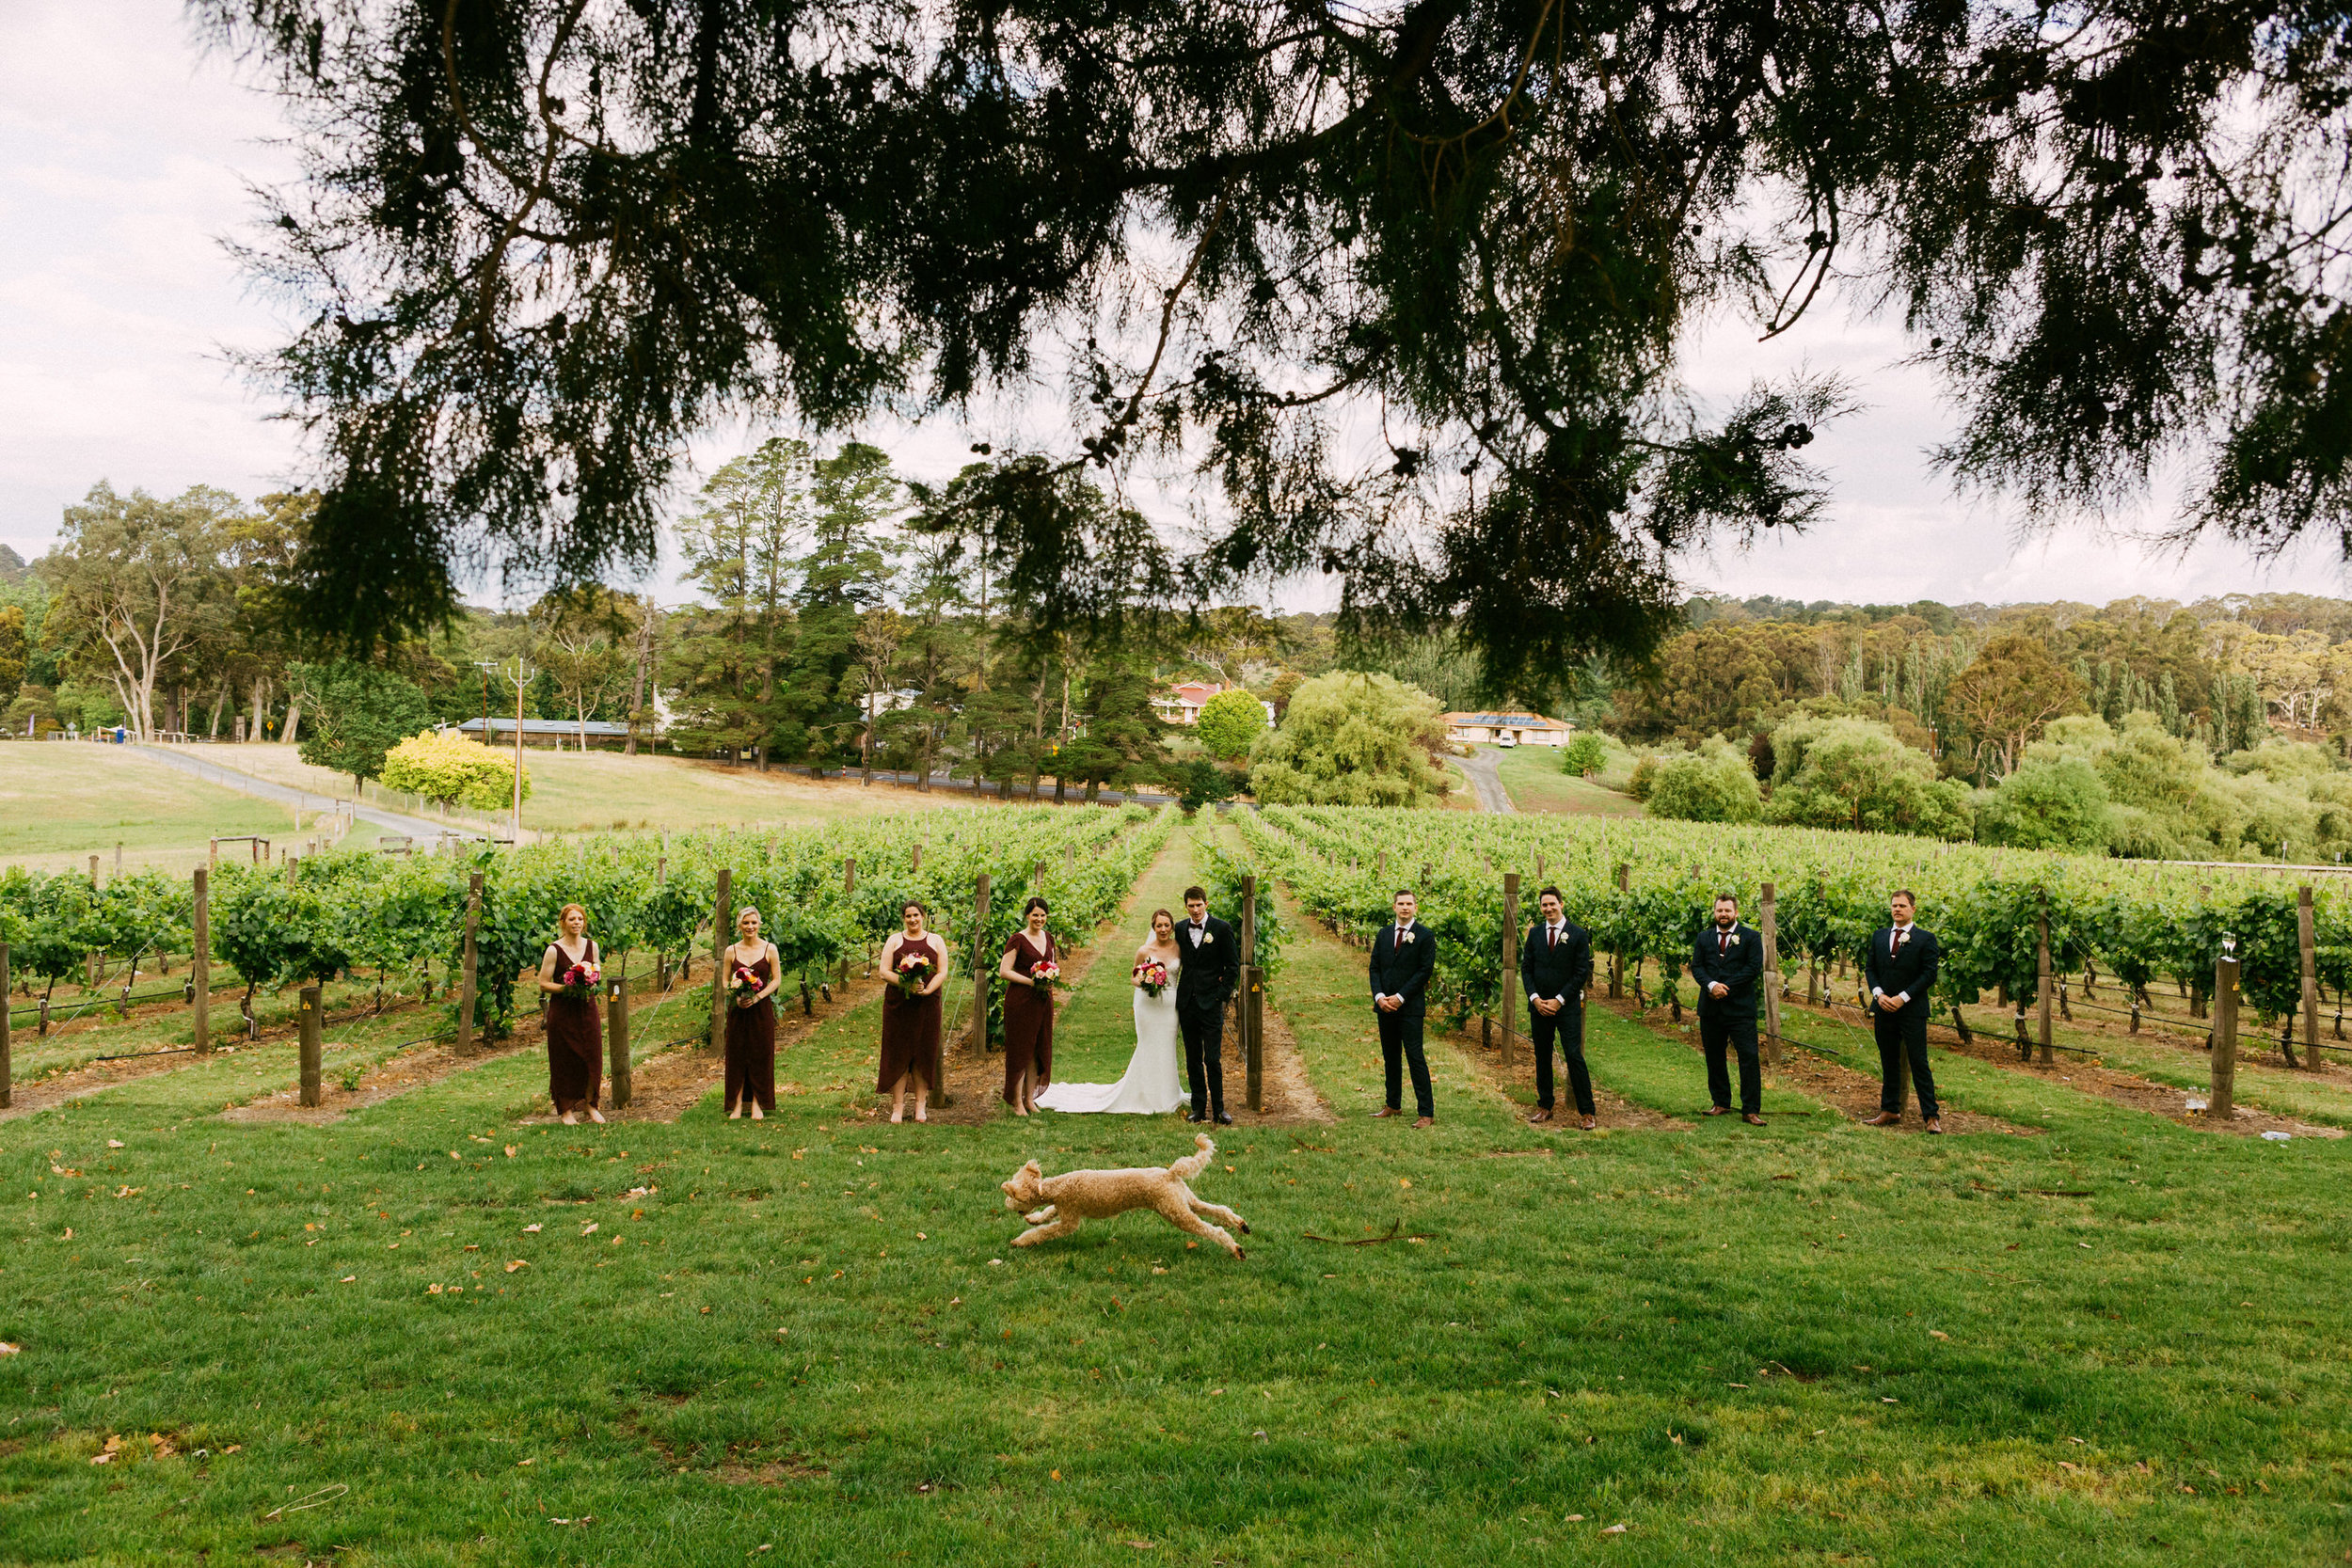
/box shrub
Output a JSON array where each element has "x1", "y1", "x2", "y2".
[
  {"x1": 1560, "y1": 733, "x2": 1607, "y2": 778},
  {"x1": 381, "y1": 729, "x2": 530, "y2": 810},
  {"x1": 1645, "y1": 740, "x2": 1764, "y2": 823},
  {"x1": 1764, "y1": 715, "x2": 1974, "y2": 840},
  {"x1": 1627, "y1": 752, "x2": 1662, "y2": 800},
  {"x1": 1194, "y1": 689, "x2": 1267, "y2": 761}
]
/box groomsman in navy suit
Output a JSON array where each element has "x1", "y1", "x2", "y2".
[
  {"x1": 1690, "y1": 893, "x2": 1766, "y2": 1124},
  {"x1": 1369, "y1": 889, "x2": 1438, "y2": 1126},
  {"x1": 1521, "y1": 886, "x2": 1596, "y2": 1129},
  {"x1": 1864, "y1": 889, "x2": 1943, "y2": 1133}
]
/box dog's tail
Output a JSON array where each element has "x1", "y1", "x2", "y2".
[{"x1": 1168, "y1": 1132, "x2": 1215, "y2": 1181}]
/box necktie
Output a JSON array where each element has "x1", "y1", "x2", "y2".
[
  {"x1": 1718, "y1": 930, "x2": 1728, "y2": 956},
  {"x1": 1548, "y1": 925, "x2": 1557, "y2": 949}
]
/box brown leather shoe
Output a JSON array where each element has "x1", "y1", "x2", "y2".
[
  {"x1": 1864, "y1": 1111, "x2": 1901, "y2": 1127},
  {"x1": 1527, "y1": 1109, "x2": 1554, "y2": 1124},
  {"x1": 1705, "y1": 1105, "x2": 1731, "y2": 1117},
  {"x1": 1580, "y1": 1115, "x2": 1598, "y2": 1132},
  {"x1": 1743, "y1": 1113, "x2": 1767, "y2": 1126},
  {"x1": 1925, "y1": 1117, "x2": 1944, "y2": 1134},
  {"x1": 1414, "y1": 1116, "x2": 1434, "y2": 1128},
  {"x1": 1371, "y1": 1106, "x2": 1400, "y2": 1118}
]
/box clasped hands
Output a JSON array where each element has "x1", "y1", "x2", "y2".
[
  {"x1": 1375, "y1": 993, "x2": 1404, "y2": 1013},
  {"x1": 1874, "y1": 991, "x2": 1903, "y2": 1013}
]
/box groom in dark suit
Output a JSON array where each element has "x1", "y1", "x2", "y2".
[
  {"x1": 1522, "y1": 886, "x2": 1597, "y2": 1128},
  {"x1": 1369, "y1": 889, "x2": 1438, "y2": 1126},
  {"x1": 1175, "y1": 884, "x2": 1240, "y2": 1125},
  {"x1": 1690, "y1": 893, "x2": 1766, "y2": 1124},
  {"x1": 1864, "y1": 889, "x2": 1943, "y2": 1132}
]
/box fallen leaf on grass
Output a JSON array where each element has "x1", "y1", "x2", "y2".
[
  {"x1": 1123, "y1": 1541, "x2": 1156, "y2": 1550},
  {"x1": 338, "y1": 1276, "x2": 355, "y2": 1284},
  {"x1": 1600, "y1": 1524, "x2": 1628, "y2": 1534},
  {"x1": 523, "y1": 1224, "x2": 542, "y2": 1234},
  {"x1": 2058, "y1": 1461, "x2": 2079, "y2": 1471},
  {"x1": 112, "y1": 1186, "x2": 143, "y2": 1199},
  {"x1": 516, "y1": 1457, "x2": 534, "y2": 1466},
  {"x1": 106, "y1": 1139, "x2": 123, "y2": 1148},
  {"x1": 581, "y1": 1223, "x2": 599, "y2": 1236},
  {"x1": 90, "y1": 1435, "x2": 124, "y2": 1465},
  {"x1": 505, "y1": 1260, "x2": 528, "y2": 1274},
  {"x1": 1929, "y1": 1330, "x2": 1949, "y2": 1340},
  {"x1": 505, "y1": 1146, "x2": 517, "y2": 1158},
  {"x1": 1566, "y1": 1514, "x2": 1584, "y2": 1522},
  {"x1": 0, "y1": 1342, "x2": 19, "y2": 1355},
  {"x1": 427, "y1": 1283, "x2": 444, "y2": 1294}
]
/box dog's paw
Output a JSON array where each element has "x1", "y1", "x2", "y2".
[
  {"x1": 1232, "y1": 1245, "x2": 1247, "y2": 1260},
  {"x1": 1239, "y1": 1220, "x2": 1251, "y2": 1234}
]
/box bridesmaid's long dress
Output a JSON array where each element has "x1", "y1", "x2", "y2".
[
  {"x1": 1000, "y1": 930, "x2": 1056, "y2": 1105},
  {"x1": 877, "y1": 935, "x2": 945, "y2": 1092},
  {"x1": 724, "y1": 951, "x2": 778, "y2": 1113},
  {"x1": 544, "y1": 940, "x2": 602, "y2": 1115}
]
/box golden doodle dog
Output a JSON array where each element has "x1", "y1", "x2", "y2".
[{"x1": 1000, "y1": 1132, "x2": 1250, "y2": 1258}]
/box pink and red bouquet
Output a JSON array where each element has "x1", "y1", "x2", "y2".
[
  {"x1": 1133, "y1": 958, "x2": 1170, "y2": 999},
  {"x1": 559, "y1": 958, "x2": 602, "y2": 999},
  {"x1": 729, "y1": 963, "x2": 765, "y2": 1008},
  {"x1": 1029, "y1": 958, "x2": 1062, "y2": 994},
  {"x1": 895, "y1": 949, "x2": 937, "y2": 997}
]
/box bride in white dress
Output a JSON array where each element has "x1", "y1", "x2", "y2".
[{"x1": 1036, "y1": 908, "x2": 1189, "y2": 1115}]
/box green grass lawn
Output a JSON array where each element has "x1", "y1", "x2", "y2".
[
  {"x1": 182, "y1": 744, "x2": 984, "y2": 835},
  {"x1": 4, "y1": 825, "x2": 2350, "y2": 1565},
  {"x1": 0, "y1": 745, "x2": 308, "y2": 877},
  {"x1": 1495, "y1": 745, "x2": 1645, "y2": 816}
]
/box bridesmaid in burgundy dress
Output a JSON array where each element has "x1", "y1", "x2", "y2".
[
  {"x1": 997, "y1": 896, "x2": 1058, "y2": 1115},
  {"x1": 877, "y1": 900, "x2": 946, "y2": 1123},
  {"x1": 535, "y1": 903, "x2": 605, "y2": 1124},
  {"x1": 723, "y1": 906, "x2": 782, "y2": 1119}
]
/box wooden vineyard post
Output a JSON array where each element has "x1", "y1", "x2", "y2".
[
  {"x1": 0, "y1": 942, "x2": 10, "y2": 1109},
  {"x1": 2298, "y1": 885, "x2": 2321, "y2": 1071},
  {"x1": 88, "y1": 854, "x2": 99, "y2": 887},
  {"x1": 1500, "y1": 873, "x2": 1520, "y2": 1069},
  {"x1": 209, "y1": 837, "x2": 218, "y2": 870},
  {"x1": 191, "y1": 868, "x2": 210, "y2": 1056},
  {"x1": 842, "y1": 859, "x2": 857, "y2": 986},
  {"x1": 1241, "y1": 875, "x2": 1262, "y2": 1112},
  {"x1": 297, "y1": 985, "x2": 323, "y2": 1107},
  {"x1": 911, "y1": 843, "x2": 921, "y2": 872},
  {"x1": 607, "y1": 974, "x2": 631, "y2": 1110},
  {"x1": 971, "y1": 873, "x2": 993, "y2": 1054},
  {"x1": 2036, "y1": 895, "x2": 2055, "y2": 1068},
  {"x1": 2211, "y1": 945, "x2": 2241, "y2": 1121},
  {"x1": 708, "y1": 869, "x2": 734, "y2": 1050},
  {"x1": 1034, "y1": 858, "x2": 1046, "y2": 896},
  {"x1": 1759, "y1": 880, "x2": 1784, "y2": 1066},
  {"x1": 1609, "y1": 863, "x2": 1629, "y2": 998},
  {"x1": 455, "y1": 872, "x2": 482, "y2": 1057}
]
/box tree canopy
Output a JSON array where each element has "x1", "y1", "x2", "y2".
[{"x1": 201, "y1": 0, "x2": 2352, "y2": 692}]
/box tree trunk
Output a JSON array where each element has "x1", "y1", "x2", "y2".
[
  {"x1": 207, "y1": 687, "x2": 227, "y2": 737},
  {"x1": 282, "y1": 700, "x2": 303, "y2": 747}
]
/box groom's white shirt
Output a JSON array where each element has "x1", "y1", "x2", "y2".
[{"x1": 1187, "y1": 919, "x2": 1206, "y2": 947}]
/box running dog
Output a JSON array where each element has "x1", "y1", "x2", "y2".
[{"x1": 1000, "y1": 1132, "x2": 1249, "y2": 1258}]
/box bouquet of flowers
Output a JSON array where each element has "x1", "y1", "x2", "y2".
[
  {"x1": 895, "y1": 949, "x2": 936, "y2": 997},
  {"x1": 1029, "y1": 958, "x2": 1062, "y2": 994},
  {"x1": 729, "y1": 963, "x2": 764, "y2": 1008},
  {"x1": 559, "y1": 957, "x2": 602, "y2": 1000},
  {"x1": 1133, "y1": 958, "x2": 1170, "y2": 999}
]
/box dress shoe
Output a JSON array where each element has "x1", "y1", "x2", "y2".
[
  {"x1": 1580, "y1": 1115, "x2": 1597, "y2": 1131},
  {"x1": 1526, "y1": 1109, "x2": 1554, "y2": 1125},
  {"x1": 1215, "y1": 1111, "x2": 1234, "y2": 1126},
  {"x1": 1742, "y1": 1112, "x2": 1766, "y2": 1126},
  {"x1": 1925, "y1": 1117, "x2": 1944, "y2": 1134},
  {"x1": 1413, "y1": 1116, "x2": 1434, "y2": 1128},
  {"x1": 1705, "y1": 1105, "x2": 1731, "y2": 1117},
  {"x1": 1863, "y1": 1111, "x2": 1901, "y2": 1127},
  {"x1": 1188, "y1": 1111, "x2": 1211, "y2": 1124},
  {"x1": 1371, "y1": 1106, "x2": 1400, "y2": 1118}
]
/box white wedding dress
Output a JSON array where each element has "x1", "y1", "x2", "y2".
[{"x1": 1036, "y1": 949, "x2": 1189, "y2": 1115}]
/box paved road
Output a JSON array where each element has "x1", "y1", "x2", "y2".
[
  {"x1": 1454, "y1": 747, "x2": 1517, "y2": 814},
  {"x1": 130, "y1": 743, "x2": 488, "y2": 846}
]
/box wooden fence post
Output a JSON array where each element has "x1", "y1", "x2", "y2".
[
  {"x1": 911, "y1": 843, "x2": 921, "y2": 871},
  {"x1": 115, "y1": 843, "x2": 123, "y2": 878},
  {"x1": 1609, "y1": 863, "x2": 1629, "y2": 999},
  {"x1": 88, "y1": 853, "x2": 99, "y2": 887},
  {"x1": 1500, "y1": 873, "x2": 1520, "y2": 1069},
  {"x1": 191, "y1": 868, "x2": 210, "y2": 1056},
  {"x1": 2036, "y1": 895, "x2": 2055, "y2": 1068},
  {"x1": 297, "y1": 985, "x2": 323, "y2": 1107},
  {"x1": 971, "y1": 873, "x2": 993, "y2": 1053},
  {"x1": 1759, "y1": 880, "x2": 1784, "y2": 1066},
  {"x1": 209, "y1": 837, "x2": 218, "y2": 870},
  {"x1": 453, "y1": 871, "x2": 482, "y2": 1055},
  {"x1": 608, "y1": 974, "x2": 631, "y2": 1110},
  {"x1": 2297, "y1": 885, "x2": 2320, "y2": 1071},
  {"x1": 843, "y1": 859, "x2": 858, "y2": 986},
  {"x1": 0, "y1": 942, "x2": 10, "y2": 1109},
  {"x1": 2211, "y1": 947, "x2": 2240, "y2": 1121},
  {"x1": 1241, "y1": 875, "x2": 1262, "y2": 1112},
  {"x1": 708, "y1": 869, "x2": 734, "y2": 1049}
]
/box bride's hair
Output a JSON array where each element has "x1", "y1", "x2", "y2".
[{"x1": 1149, "y1": 908, "x2": 1175, "y2": 932}]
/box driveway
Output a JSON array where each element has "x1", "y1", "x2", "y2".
[
  {"x1": 1454, "y1": 747, "x2": 1517, "y2": 814},
  {"x1": 131, "y1": 743, "x2": 491, "y2": 846}
]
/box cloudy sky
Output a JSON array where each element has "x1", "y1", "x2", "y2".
[{"x1": 3, "y1": 0, "x2": 2343, "y2": 612}]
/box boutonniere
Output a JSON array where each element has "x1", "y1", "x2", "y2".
[
  {"x1": 1201, "y1": 932, "x2": 1215, "y2": 945},
  {"x1": 1729, "y1": 934, "x2": 1741, "y2": 947},
  {"x1": 1401, "y1": 930, "x2": 1417, "y2": 944}
]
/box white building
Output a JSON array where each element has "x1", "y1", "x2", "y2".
[{"x1": 1441, "y1": 711, "x2": 1574, "y2": 748}]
